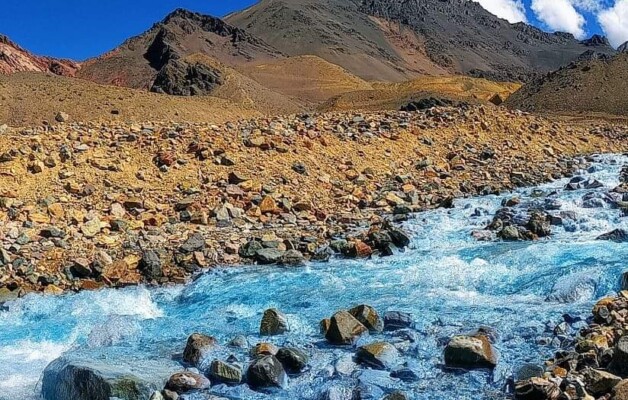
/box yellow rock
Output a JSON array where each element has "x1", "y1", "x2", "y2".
[
  {"x1": 48, "y1": 203, "x2": 65, "y2": 219},
  {"x1": 259, "y1": 196, "x2": 278, "y2": 214}
]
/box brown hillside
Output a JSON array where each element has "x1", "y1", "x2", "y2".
[
  {"x1": 0, "y1": 73, "x2": 260, "y2": 127},
  {"x1": 0, "y1": 35, "x2": 78, "y2": 76},
  {"x1": 321, "y1": 76, "x2": 521, "y2": 111},
  {"x1": 506, "y1": 53, "x2": 628, "y2": 116}
]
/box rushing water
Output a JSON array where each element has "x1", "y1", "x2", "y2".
[{"x1": 1, "y1": 155, "x2": 627, "y2": 400}]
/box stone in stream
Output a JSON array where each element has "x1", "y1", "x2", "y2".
[
  {"x1": 444, "y1": 334, "x2": 497, "y2": 369},
  {"x1": 355, "y1": 342, "x2": 401, "y2": 370},
  {"x1": 246, "y1": 355, "x2": 288, "y2": 389},
  {"x1": 349, "y1": 304, "x2": 384, "y2": 333},
  {"x1": 228, "y1": 335, "x2": 249, "y2": 348},
  {"x1": 276, "y1": 347, "x2": 309, "y2": 374},
  {"x1": 514, "y1": 377, "x2": 561, "y2": 400},
  {"x1": 209, "y1": 360, "x2": 243, "y2": 385},
  {"x1": 597, "y1": 229, "x2": 628, "y2": 243},
  {"x1": 41, "y1": 350, "x2": 179, "y2": 400},
  {"x1": 260, "y1": 308, "x2": 289, "y2": 335},
  {"x1": 250, "y1": 342, "x2": 279, "y2": 357},
  {"x1": 325, "y1": 310, "x2": 368, "y2": 345},
  {"x1": 279, "y1": 249, "x2": 306, "y2": 266},
  {"x1": 165, "y1": 371, "x2": 211, "y2": 393},
  {"x1": 383, "y1": 311, "x2": 413, "y2": 331},
  {"x1": 582, "y1": 368, "x2": 621, "y2": 395},
  {"x1": 499, "y1": 225, "x2": 520, "y2": 241},
  {"x1": 526, "y1": 212, "x2": 551, "y2": 237},
  {"x1": 182, "y1": 333, "x2": 217, "y2": 367},
  {"x1": 384, "y1": 391, "x2": 409, "y2": 400}
]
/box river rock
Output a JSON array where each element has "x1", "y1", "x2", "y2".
[
  {"x1": 349, "y1": 304, "x2": 384, "y2": 333},
  {"x1": 250, "y1": 342, "x2": 279, "y2": 357},
  {"x1": 183, "y1": 333, "x2": 216, "y2": 367},
  {"x1": 610, "y1": 335, "x2": 628, "y2": 377},
  {"x1": 499, "y1": 225, "x2": 520, "y2": 241},
  {"x1": 325, "y1": 310, "x2": 368, "y2": 345},
  {"x1": 383, "y1": 311, "x2": 413, "y2": 331},
  {"x1": 279, "y1": 249, "x2": 306, "y2": 266},
  {"x1": 209, "y1": 360, "x2": 242, "y2": 385},
  {"x1": 139, "y1": 250, "x2": 162, "y2": 281},
  {"x1": 239, "y1": 239, "x2": 263, "y2": 258},
  {"x1": 597, "y1": 229, "x2": 628, "y2": 243},
  {"x1": 260, "y1": 308, "x2": 289, "y2": 335},
  {"x1": 583, "y1": 368, "x2": 621, "y2": 395},
  {"x1": 514, "y1": 377, "x2": 561, "y2": 400},
  {"x1": 165, "y1": 371, "x2": 211, "y2": 393},
  {"x1": 444, "y1": 334, "x2": 497, "y2": 369},
  {"x1": 526, "y1": 212, "x2": 551, "y2": 237},
  {"x1": 255, "y1": 248, "x2": 285, "y2": 264},
  {"x1": 246, "y1": 355, "x2": 287, "y2": 389},
  {"x1": 355, "y1": 342, "x2": 400, "y2": 370},
  {"x1": 276, "y1": 347, "x2": 309, "y2": 374},
  {"x1": 41, "y1": 350, "x2": 179, "y2": 400},
  {"x1": 384, "y1": 391, "x2": 409, "y2": 400}
]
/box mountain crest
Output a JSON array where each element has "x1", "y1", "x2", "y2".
[{"x1": 0, "y1": 34, "x2": 78, "y2": 76}]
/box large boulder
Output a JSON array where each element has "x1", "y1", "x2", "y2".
[
  {"x1": 611, "y1": 335, "x2": 628, "y2": 377},
  {"x1": 514, "y1": 377, "x2": 561, "y2": 400},
  {"x1": 260, "y1": 308, "x2": 289, "y2": 335},
  {"x1": 41, "y1": 350, "x2": 180, "y2": 400},
  {"x1": 325, "y1": 310, "x2": 368, "y2": 345},
  {"x1": 444, "y1": 334, "x2": 497, "y2": 369},
  {"x1": 597, "y1": 229, "x2": 628, "y2": 243},
  {"x1": 246, "y1": 355, "x2": 287, "y2": 389},
  {"x1": 182, "y1": 333, "x2": 217, "y2": 367},
  {"x1": 355, "y1": 342, "x2": 401, "y2": 370},
  {"x1": 383, "y1": 311, "x2": 413, "y2": 331},
  {"x1": 349, "y1": 305, "x2": 384, "y2": 333}
]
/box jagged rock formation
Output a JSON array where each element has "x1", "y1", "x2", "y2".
[
  {"x1": 619, "y1": 42, "x2": 628, "y2": 53},
  {"x1": 506, "y1": 53, "x2": 628, "y2": 116},
  {"x1": 226, "y1": 0, "x2": 616, "y2": 82},
  {"x1": 77, "y1": 8, "x2": 282, "y2": 95},
  {"x1": 0, "y1": 34, "x2": 78, "y2": 76}
]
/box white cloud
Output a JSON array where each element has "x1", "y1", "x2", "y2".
[
  {"x1": 474, "y1": 0, "x2": 528, "y2": 23},
  {"x1": 531, "y1": 0, "x2": 587, "y2": 38},
  {"x1": 571, "y1": 0, "x2": 605, "y2": 12},
  {"x1": 598, "y1": 0, "x2": 628, "y2": 47}
]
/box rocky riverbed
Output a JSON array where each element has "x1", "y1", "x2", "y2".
[
  {"x1": 0, "y1": 106, "x2": 627, "y2": 299},
  {"x1": 1, "y1": 154, "x2": 628, "y2": 400}
]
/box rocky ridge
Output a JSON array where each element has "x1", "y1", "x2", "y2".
[{"x1": 0, "y1": 35, "x2": 78, "y2": 76}]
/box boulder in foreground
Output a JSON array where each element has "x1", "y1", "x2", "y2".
[{"x1": 444, "y1": 333, "x2": 497, "y2": 369}]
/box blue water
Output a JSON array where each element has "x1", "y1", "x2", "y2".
[{"x1": 1, "y1": 155, "x2": 627, "y2": 400}]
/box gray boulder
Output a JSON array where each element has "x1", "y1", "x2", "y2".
[
  {"x1": 260, "y1": 308, "x2": 289, "y2": 335},
  {"x1": 246, "y1": 355, "x2": 287, "y2": 389},
  {"x1": 41, "y1": 350, "x2": 179, "y2": 400}
]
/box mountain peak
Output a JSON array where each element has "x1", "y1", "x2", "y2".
[
  {"x1": 0, "y1": 33, "x2": 78, "y2": 76},
  {"x1": 619, "y1": 41, "x2": 628, "y2": 53},
  {"x1": 581, "y1": 34, "x2": 611, "y2": 47}
]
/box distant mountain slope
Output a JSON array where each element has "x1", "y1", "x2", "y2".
[
  {"x1": 77, "y1": 9, "x2": 283, "y2": 93},
  {"x1": 226, "y1": 0, "x2": 616, "y2": 82},
  {"x1": 0, "y1": 35, "x2": 78, "y2": 76},
  {"x1": 506, "y1": 53, "x2": 628, "y2": 116}
]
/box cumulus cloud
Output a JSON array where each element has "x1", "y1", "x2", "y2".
[
  {"x1": 598, "y1": 0, "x2": 628, "y2": 47},
  {"x1": 531, "y1": 0, "x2": 587, "y2": 38},
  {"x1": 474, "y1": 0, "x2": 528, "y2": 23}
]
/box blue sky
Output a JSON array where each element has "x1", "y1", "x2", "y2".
[{"x1": 1, "y1": 0, "x2": 626, "y2": 61}]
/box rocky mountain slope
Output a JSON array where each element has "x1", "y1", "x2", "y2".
[
  {"x1": 506, "y1": 53, "x2": 628, "y2": 116},
  {"x1": 77, "y1": 9, "x2": 283, "y2": 94},
  {"x1": 0, "y1": 35, "x2": 78, "y2": 76},
  {"x1": 226, "y1": 0, "x2": 616, "y2": 82}
]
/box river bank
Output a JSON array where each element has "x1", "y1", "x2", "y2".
[
  {"x1": 0, "y1": 106, "x2": 627, "y2": 300},
  {"x1": 2, "y1": 154, "x2": 628, "y2": 399}
]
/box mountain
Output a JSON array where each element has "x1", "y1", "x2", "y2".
[
  {"x1": 619, "y1": 42, "x2": 628, "y2": 53},
  {"x1": 0, "y1": 35, "x2": 78, "y2": 76},
  {"x1": 226, "y1": 0, "x2": 616, "y2": 82},
  {"x1": 506, "y1": 53, "x2": 628, "y2": 116},
  {"x1": 77, "y1": 9, "x2": 283, "y2": 94}
]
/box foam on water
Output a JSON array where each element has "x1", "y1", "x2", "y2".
[{"x1": 1, "y1": 155, "x2": 627, "y2": 399}]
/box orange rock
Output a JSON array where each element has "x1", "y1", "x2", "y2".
[
  {"x1": 259, "y1": 196, "x2": 278, "y2": 214},
  {"x1": 354, "y1": 240, "x2": 373, "y2": 258}
]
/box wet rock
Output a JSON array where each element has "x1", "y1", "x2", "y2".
[
  {"x1": 526, "y1": 212, "x2": 551, "y2": 237},
  {"x1": 597, "y1": 229, "x2": 628, "y2": 243},
  {"x1": 515, "y1": 364, "x2": 545, "y2": 381},
  {"x1": 499, "y1": 225, "x2": 520, "y2": 241},
  {"x1": 383, "y1": 311, "x2": 413, "y2": 331},
  {"x1": 239, "y1": 240, "x2": 263, "y2": 258},
  {"x1": 279, "y1": 249, "x2": 306, "y2": 266},
  {"x1": 165, "y1": 371, "x2": 211, "y2": 393},
  {"x1": 355, "y1": 342, "x2": 400, "y2": 370},
  {"x1": 183, "y1": 333, "x2": 216, "y2": 367},
  {"x1": 325, "y1": 310, "x2": 368, "y2": 345},
  {"x1": 276, "y1": 347, "x2": 309, "y2": 374},
  {"x1": 41, "y1": 350, "x2": 179, "y2": 400},
  {"x1": 255, "y1": 248, "x2": 285, "y2": 264},
  {"x1": 260, "y1": 308, "x2": 289, "y2": 336},
  {"x1": 514, "y1": 377, "x2": 561, "y2": 400},
  {"x1": 250, "y1": 342, "x2": 279, "y2": 358},
  {"x1": 610, "y1": 335, "x2": 628, "y2": 377},
  {"x1": 384, "y1": 391, "x2": 409, "y2": 400},
  {"x1": 583, "y1": 368, "x2": 621, "y2": 395},
  {"x1": 209, "y1": 360, "x2": 242, "y2": 385},
  {"x1": 228, "y1": 335, "x2": 249, "y2": 349},
  {"x1": 349, "y1": 304, "x2": 384, "y2": 333},
  {"x1": 246, "y1": 355, "x2": 287, "y2": 389},
  {"x1": 444, "y1": 334, "x2": 497, "y2": 369},
  {"x1": 139, "y1": 250, "x2": 162, "y2": 281}
]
